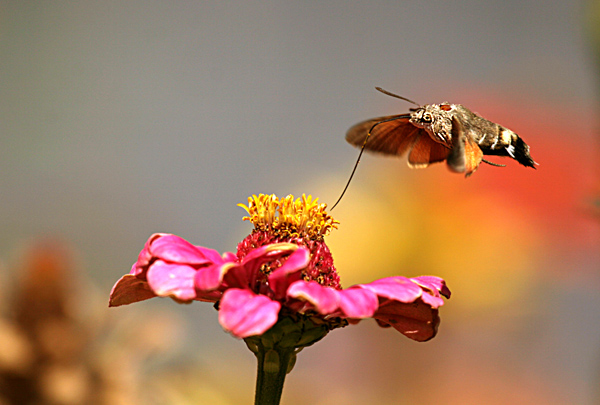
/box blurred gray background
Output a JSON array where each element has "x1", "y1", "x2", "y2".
[{"x1": 1, "y1": 1, "x2": 599, "y2": 404}]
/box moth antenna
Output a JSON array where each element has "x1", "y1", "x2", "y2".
[
  {"x1": 331, "y1": 116, "x2": 406, "y2": 210},
  {"x1": 481, "y1": 159, "x2": 506, "y2": 167},
  {"x1": 375, "y1": 87, "x2": 419, "y2": 106}
]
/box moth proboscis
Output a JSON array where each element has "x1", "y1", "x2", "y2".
[{"x1": 331, "y1": 87, "x2": 536, "y2": 209}]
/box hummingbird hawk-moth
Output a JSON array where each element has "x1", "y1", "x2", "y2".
[{"x1": 331, "y1": 87, "x2": 536, "y2": 209}]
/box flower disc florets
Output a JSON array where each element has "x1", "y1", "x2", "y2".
[
  {"x1": 237, "y1": 194, "x2": 341, "y2": 289},
  {"x1": 238, "y1": 194, "x2": 339, "y2": 240}
]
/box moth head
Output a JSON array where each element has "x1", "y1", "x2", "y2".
[
  {"x1": 409, "y1": 107, "x2": 430, "y2": 125},
  {"x1": 409, "y1": 104, "x2": 453, "y2": 144}
]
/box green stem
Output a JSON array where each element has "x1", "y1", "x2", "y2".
[{"x1": 253, "y1": 344, "x2": 295, "y2": 405}]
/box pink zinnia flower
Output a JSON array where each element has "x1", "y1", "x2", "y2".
[
  {"x1": 110, "y1": 194, "x2": 450, "y2": 342},
  {"x1": 109, "y1": 194, "x2": 450, "y2": 404}
]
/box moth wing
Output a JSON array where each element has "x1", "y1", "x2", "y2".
[
  {"x1": 446, "y1": 116, "x2": 483, "y2": 177},
  {"x1": 447, "y1": 116, "x2": 467, "y2": 173},
  {"x1": 463, "y1": 137, "x2": 484, "y2": 177},
  {"x1": 345, "y1": 115, "x2": 425, "y2": 157},
  {"x1": 407, "y1": 135, "x2": 450, "y2": 168}
]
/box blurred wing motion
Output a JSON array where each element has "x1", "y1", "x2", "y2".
[
  {"x1": 345, "y1": 115, "x2": 450, "y2": 168},
  {"x1": 446, "y1": 115, "x2": 483, "y2": 176}
]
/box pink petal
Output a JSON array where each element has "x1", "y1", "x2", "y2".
[
  {"x1": 268, "y1": 248, "x2": 309, "y2": 298},
  {"x1": 108, "y1": 274, "x2": 157, "y2": 307},
  {"x1": 241, "y1": 243, "x2": 288, "y2": 263},
  {"x1": 276, "y1": 246, "x2": 310, "y2": 272},
  {"x1": 195, "y1": 262, "x2": 239, "y2": 291},
  {"x1": 219, "y1": 289, "x2": 280, "y2": 338},
  {"x1": 357, "y1": 277, "x2": 423, "y2": 303},
  {"x1": 222, "y1": 251, "x2": 238, "y2": 262},
  {"x1": 146, "y1": 260, "x2": 197, "y2": 302},
  {"x1": 286, "y1": 280, "x2": 339, "y2": 315},
  {"x1": 150, "y1": 234, "x2": 218, "y2": 265},
  {"x1": 411, "y1": 276, "x2": 451, "y2": 298},
  {"x1": 337, "y1": 287, "x2": 378, "y2": 318},
  {"x1": 196, "y1": 244, "x2": 309, "y2": 295},
  {"x1": 238, "y1": 243, "x2": 300, "y2": 285},
  {"x1": 135, "y1": 233, "x2": 165, "y2": 271},
  {"x1": 374, "y1": 300, "x2": 440, "y2": 342},
  {"x1": 128, "y1": 262, "x2": 139, "y2": 275},
  {"x1": 419, "y1": 291, "x2": 445, "y2": 308}
]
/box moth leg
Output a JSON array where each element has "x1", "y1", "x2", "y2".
[{"x1": 482, "y1": 159, "x2": 506, "y2": 167}]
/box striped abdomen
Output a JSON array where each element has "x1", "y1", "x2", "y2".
[{"x1": 452, "y1": 105, "x2": 536, "y2": 168}]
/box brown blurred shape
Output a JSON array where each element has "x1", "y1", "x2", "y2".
[{"x1": 0, "y1": 239, "x2": 165, "y2": 405}]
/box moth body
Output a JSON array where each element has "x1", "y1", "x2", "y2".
[
  {"x1": 408, "y1": 103, "x2": 535, "y2": 169},
  {"x1": 331, "y1": 87, "x2": 538, "y2": 209},
  {"x1": 346, "y1": 98, "x2": 536, "y2": 177}
]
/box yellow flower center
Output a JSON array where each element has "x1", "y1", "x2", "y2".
[{"x1": 238, "y1": 194, "x2": 339, "y2": 240}]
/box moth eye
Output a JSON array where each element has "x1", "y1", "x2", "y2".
[{"x1": 422, "y1": 113, "x2": 433, "y2": 123}]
